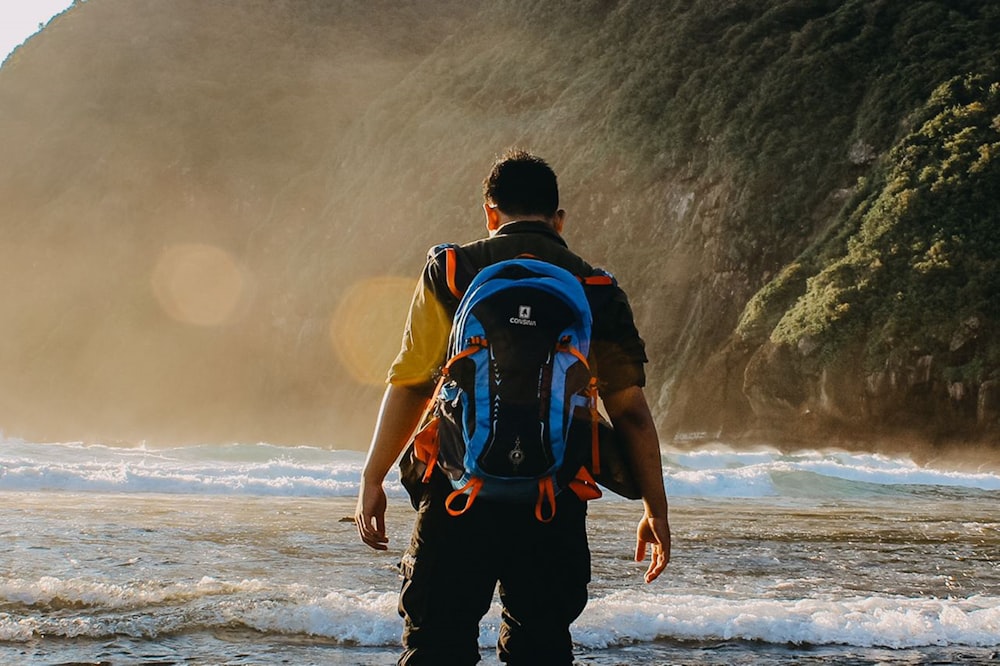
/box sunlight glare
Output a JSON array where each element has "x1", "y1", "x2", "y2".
[
  {"x1": 329, "y1": 276, "x2": 414, "y2": 386},
  {"x1": 150, "y1": 243, "x2": 248, "y2": 327}
]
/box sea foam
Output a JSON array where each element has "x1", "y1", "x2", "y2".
[
  {"x1": 2, "y1": 572, "x2": 997, "y2": 649},
  {"x1": 576, "y1": 592, "x2": 1000, "y2": 649},
  {"x1": 1, "y1": 439, "x2": 999, "y2": 498}
]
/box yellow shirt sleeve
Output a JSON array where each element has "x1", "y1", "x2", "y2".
[{"x1": 385, "y1": 275, "x2": 452, "y2": 388}]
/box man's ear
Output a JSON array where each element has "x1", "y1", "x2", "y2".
[
  {"x1": 484, "y1": 203, "x2": 502, "y2": 232},
  {"x1": 553, "y1": 209, "x2": 566, "y2": 234}
]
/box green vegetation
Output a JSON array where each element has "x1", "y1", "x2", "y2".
[
  {"x1": 765, "y1": 73, "x2": 1000, "y2": 380},
  {"x1": 591, "y1": 0, "x2": 1000, "y2": 276}
]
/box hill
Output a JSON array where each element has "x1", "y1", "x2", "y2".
[{"x1": 1, "y1": 0, "x2": 997, "y2": 451}]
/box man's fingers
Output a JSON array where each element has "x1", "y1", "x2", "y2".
[
  {"x1": 355, "y1": 482, "x2": 390, "y2": 551},
  {"x1": 637, "y1": 538, "x2": 666, "y2": 582},
  {"x1": 358, "y1": 529, "x2": 388, "y2": 550},
  {"x1": 356, "y1": 514, "x2": 389, "y2": 551},
  {"x1": 644, "y1": 545, "x2": 667, "y2": 583},
  {"x1": 635, "y1": 515, "x2": 671, "y2": 582},
  {"x1": 355, "y1": 514, "x2": 384, "y2": 540}
]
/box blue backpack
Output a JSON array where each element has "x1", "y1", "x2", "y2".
[{"x1": 410, "y1": 253, "x2": 606, "y2": 522}]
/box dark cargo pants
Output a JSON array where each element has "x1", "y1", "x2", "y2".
[{"x1": 397, "y1": 473, "x2": 590, "y2": 666}]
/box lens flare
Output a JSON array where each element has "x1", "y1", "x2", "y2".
[
  {"x1": 151, "y1": 243, "x2": 247, "y2": 327},
  {"x1": 330, "y1": 276, "x2": 414, "y2": 386}
]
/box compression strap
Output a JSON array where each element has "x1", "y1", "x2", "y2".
[
  {"x1": 535, "y1": 477, "x2": 557, "y2": 523},
  {"x1": 445, "y1": 477, "x2": 484, "y2": 516}
]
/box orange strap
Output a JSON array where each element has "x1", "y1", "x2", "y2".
[
  {"x1": 410, "y1": 336, "x2": 488, "y2": 486},
  {"x1": 445, "y1": 477, "x2": 483, "y2": 516},
  {"x1": 568, "y1": 465, "x2": 603, "y2": 501},
  {"x1": 564, "y1": 344, "x2": 589, "y2": 368},
  {"x1": 580, "y1": 274, "x2": 614, "y2": 286},
  {"x1": 444, "y1": 247, "x2": 462, "y2": 299},
  {"x1": 556, "y1": 339, "x2": 601, "y2": 475},
  {"x1": 535, "y1": 477, "x2": 557, "y2": 523},
  {"x1": 417, "y1": 369, "x2": 450, "y2": 428},
  {"x1": 442, "y1": 336, "x2": 488, "y2": 374},
  {"x1": 411, "y1": 418, "x2": 441, "y2": 483},
  {"x1": 408, "y1": 368, "x2": 451, "y2": 484},
  {"x1": 557, "y1": 337, "x2": 590, "y2": 370}
]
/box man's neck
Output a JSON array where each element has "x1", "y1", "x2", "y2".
[
  {"x1": 498, "y1": 213, "x2": 551, "y2": 225},
  {"x1": 491, "y1": 216, "x2": 556, "y2": 237},
  {"x1": 485, "y1": 203, "x2": 564, "y2": 236}
]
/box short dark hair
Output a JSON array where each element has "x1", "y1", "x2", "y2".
[{"x1": 482, "y1": 149, "x2": 559, "y2": 218}]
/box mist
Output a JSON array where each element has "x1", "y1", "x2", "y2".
[
  {"x1": 1, "y1": 0, "x2": 997, "y2": 452},
  {"x1": 0, "y1": 0, "x2": 481, "y2": 447}
]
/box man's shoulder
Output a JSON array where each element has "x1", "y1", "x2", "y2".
[
  {"x1": 461, "y1": 232, "x2": 595, "y2": 275},
  {"x1": 420, "y1": 230, "x2": 630, "y2": 310}
]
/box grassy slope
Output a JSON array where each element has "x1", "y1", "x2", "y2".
[
  {"x1": 483, "y1": 0, "x2": 1000, "y2": 440},
  {"x1": 740, "y1": 74, "x2": 1000, "y2": 438}
]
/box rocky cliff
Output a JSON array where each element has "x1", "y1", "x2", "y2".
[{"x1": 1, "y1": 0, "x2": 997, "y2": 450}]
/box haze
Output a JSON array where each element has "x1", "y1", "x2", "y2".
[
  {"x1": 2, "y1": 1, "x2": 997, "y2": 454},
  {"x1": 0, "y1": 0, "x2": 471, "y2": 447}
]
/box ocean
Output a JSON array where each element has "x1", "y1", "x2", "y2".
[{"x1": 1, "y1": 438, "x2": 998, "y2": 665}]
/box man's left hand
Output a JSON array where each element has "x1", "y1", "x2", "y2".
[{"x1": 635, "y1": 513, "x2": 670, "y2": 583}]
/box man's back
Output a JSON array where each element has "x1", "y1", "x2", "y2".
[{"x1": 355, "y1": 149, "x2": 670, "y2": 666}]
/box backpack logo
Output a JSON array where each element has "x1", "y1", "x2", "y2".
[{"x1": 510, "y1": 304, "x2": 537, "y2": 327}]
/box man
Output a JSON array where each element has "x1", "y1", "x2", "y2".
[{"x1": 356, "y1": 149, "x2": 670, "y2": 665}]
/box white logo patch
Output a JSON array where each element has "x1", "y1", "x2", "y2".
[{"x1": 510, "y1": 304, "x2": 537, "y2": 327}]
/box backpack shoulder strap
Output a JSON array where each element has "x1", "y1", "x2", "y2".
[
  {"x1": 426, "y1": 243, "x2": 476, "y2": 309},
  {"x1": 579, "y1": 268, "x2": 621, "y2": 318},
  {"x1": 580, "y1": 267, "x2": 616, "y2": 287}
]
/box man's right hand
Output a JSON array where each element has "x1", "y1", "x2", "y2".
[
  {"x1": 354, "y1": 384, "x2": 434, "y2": 551},
  {"x1": 355, "y1": 479, "x2": 389, "y2": 550}
]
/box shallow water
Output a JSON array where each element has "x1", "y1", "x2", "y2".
[{"x1": 2, "y1": 441, "x2": 999, "y2": 664}]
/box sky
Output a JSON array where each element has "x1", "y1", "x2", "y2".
[{"x1": 0, "y1": 0, "x2": 74, "y2": 64}]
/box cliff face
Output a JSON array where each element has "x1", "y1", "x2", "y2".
[
  {"x1": 738, "y1": 73, "x2": 1000, "y2": 446},
  {"x1": 1, "y1": 0, "x2": 997, "y2": 449}
]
